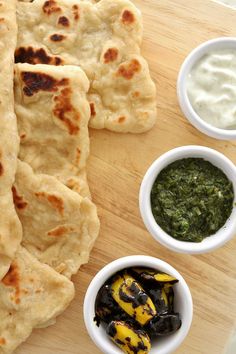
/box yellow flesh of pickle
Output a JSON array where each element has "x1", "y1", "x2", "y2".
[
  {"x1": 111, "y1": 274, "x2": 156, "y2": 325},
  {"x1": 162, "y1": 288, "x2": 168, "y2": 306},
  {"x1": 132, "y1": 268, "x2": 177, "y2": 283},
  {"x1": 154, "y1": 273, "x2": 177, "y2": 283},
  {"x1": 108, "y1": 321, "x2": 151, "y2": 354}
]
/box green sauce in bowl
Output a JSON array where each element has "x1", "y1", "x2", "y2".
[{"x1": 151, "y1": 158, "x2": 234, "y2": 242}]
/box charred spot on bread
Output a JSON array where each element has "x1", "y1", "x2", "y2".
[
  {"x1": 22, "y1": 72, "x2": 58, "y2": 96},
  {"x1": 2, "y1": 262, "x2": 21, "y2": 304},
  {"x1": 0, "y1": 162, "x2": 3, "y2": 176},
  {"x1": 50, "y1": 33, "x2": 66, "y2": 41},
  {"x1": 58, "y1": 16, "x2": 70, "y2": 27},
  {"x1": 90, "y1": 103, "x2": 96, "y2": 117},
  {"x1": 48, "y1": 226, "x2": 74, "y2": 237},
  {"x1": 21, "y1": 72, "x2": 69, "y2": 96},
  {"x1": 12, "y1": 186, "x2": 28, "y2": 210},
  {"x1": 43, "y1": 0, "x2": 61, "y2": 15},
  {"x1": 72, "y1": 4, "x2": 80, "y2": 20},
  {"x1": 118, "y1": 116, "x2": 126, "y2": 123},
  {"x1": 35, "y1": 192, "x2": 64, "y2": 216},
  {"x1": 46, "y1": 195, "x2": 64, "y2": 215},
  {"x1": 116, "y1": 59, "x2": 141, "y2": 80},
  {"x1": 75, "y1": 148, "x2": 81, "y2": 165},
  {"x1": 132, "y1": 91, "x2": 140, "y2": 98},
  {"x1": 53, "y1": 88, "x2": 80, "y2": 135},
  {"x1": 104, "y1": 48, "x2": 118, "y2": 63},
  {"x1": 20, "y1": 133, "x2": 26, "y2": 140},
  {"x1": 15, "y1": 47, "x2": 63, "y2": 65},
  {"x1": 122, "y1": 10, "x2": 135, "y2": 24},
  {"x1": 0, "y1": 338, "x2": 6, "y2": 345}
]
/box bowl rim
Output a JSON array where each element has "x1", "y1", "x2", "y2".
[
  {"x1": 139, "y1": 145, "x2": 236, "y2": 254},
  {"x1": 177, "y1": 36, "x2": 236, "y2": 140},
  {"x1": 83, "y1": 255, "x2": 193, "y2": 354}
]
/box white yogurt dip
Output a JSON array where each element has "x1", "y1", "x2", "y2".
[
  {"x1": 186, "y1": 49, "x2": 236, "y2": 130},
  {"x1": 214, "y1": 0, "x2": 236, "y2": 9}
]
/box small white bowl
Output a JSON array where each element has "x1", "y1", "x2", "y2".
[
  {"x1": 83, "y1": 255, "x2": 193, "y2": 354},
  {"x1": 177, "y1": 37, "x2": 236, "y2": 140},
  {"x1": 139, "y1": 145, "x2": 236, "y2": 254}
]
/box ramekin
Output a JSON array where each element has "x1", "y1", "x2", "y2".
[
  {"x1": 139, "y1": 145, "x2": 236, "y2": 254},
  {"x1": 83, "y1": 255, "x2": 193, "y2": 354},
  {"x1": 177, "y1": 37, "x2": 236, "y2": 140}
]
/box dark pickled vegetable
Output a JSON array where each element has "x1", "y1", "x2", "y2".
[
  {"x1": 146, "y1": 313, "x2": 182, "y2": 337},
  {"x1": 147, "y1": 288, "x2": 169, "y2": 315},
  {"x1": 106, "y1": 321, "x2": 151, "y2": 354},
  {"x1": 131, "y1": 268, "x2": 178, "y2": 285},
  {"x1": 164, "y1": 285, "x2": 174, "y2": 313},
  {"x1": 111, "y1": 273, "x2": 156, "y2": 326},
  {"x1": 130, "y1": 268, "x2": 177, "y2": 314},
  {"x1": 94, "y1": 267, "x2": 182, "y2": 354},
  {"x1": 95, "y1": 284, "x2": 132, "y2": 325}
]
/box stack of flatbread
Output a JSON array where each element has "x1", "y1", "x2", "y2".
[{"x1": 0, "y1": 0, "x2": 156, "y2": 352}]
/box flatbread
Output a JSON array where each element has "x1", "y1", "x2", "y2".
[
  {"x1": 13, "y1": 160, "x2": 99, "y2": 278},
  {"x1": 0, "y1": 246, "x2": 74, "y2": 354},
  {"x1": 14, "y1": 63, "x2": 91, "y2": 197},
  {"x1": 16, "y1": 0, "x2": 157, "y2": 133},
  {"x1": 0, "y1": 0, "x2": 22, "y2": 280}
]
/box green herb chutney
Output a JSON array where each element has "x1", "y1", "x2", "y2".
[{"x1": 151, "y1": 158, "x2": 234, "y2": 242}]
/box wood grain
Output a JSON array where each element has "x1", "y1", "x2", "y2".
[{"x1": 16, "y1": 0, "x2": 236, "y2": 353}]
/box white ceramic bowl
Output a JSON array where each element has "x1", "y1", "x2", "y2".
[
  {"x1": 83, "y1": 255, "x2": 193, "y2": 354},
  {"x1": 139, "y1": 145, "x2": 236, "y2": 254},
  {"x1": 177, "y1": 37, "x2": 236, "y2": 140}
]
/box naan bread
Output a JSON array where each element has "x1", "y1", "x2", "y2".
[
  {"x1": 14, "y1": 63, "x2": 91, "y2": 197},
  {"x1": 13, "y1": 160, "x2": 99, "y2": 278},
  {"x1": 0, "y1": 246, "x2": 74, "y2": 354},
  {"x1": 16, "y1": 0, "x2": 157, "y2": 133},
  {"x1": 0, "y1": 0, "x2": 22, "y2": 280}
]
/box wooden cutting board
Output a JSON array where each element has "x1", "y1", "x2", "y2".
[{"x1": 16, "y1": 1, "x2": 236, "y2": 353}]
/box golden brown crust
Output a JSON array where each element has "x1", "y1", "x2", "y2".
[
  {"x1": 2, "y1": 262, "x2": 21, "y2": 304},
  {"x1": 104, "y1": 48, "x2": 118, "y2": 63},
  {"x1": 122, "y1": 9, "x2": 135, "y2": 24},
  {"x1": 35, "y1": 192, "x2": 64, "y2": 215},
  {"x1": 53, "y1": 87, "x2": 80, "y2": 135},
  {"x1": 116, "y1": 59, "x2": 141, "y2": 80}
]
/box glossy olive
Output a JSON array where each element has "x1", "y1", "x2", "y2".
[{"x1": 146, "y1": 313, "x2": 182, "y2": 337}]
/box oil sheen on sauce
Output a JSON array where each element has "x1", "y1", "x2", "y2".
[{"x1": 187, "y1": 49, "x2": 236, "y2": 129}]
